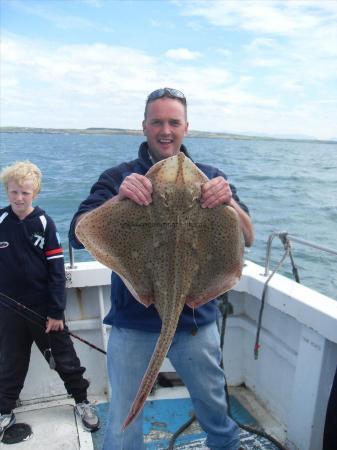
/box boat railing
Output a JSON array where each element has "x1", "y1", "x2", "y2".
[
  {"x1": 264, "y1": 231, "x2": 337, "y2": 277},
  {"x1": 68, "y1": 242, "x2": 76, "y2": 269}
]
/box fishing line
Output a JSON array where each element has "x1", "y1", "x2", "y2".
[{"x1": 0, "y1": 291, "x2": 107, "y2": 355}]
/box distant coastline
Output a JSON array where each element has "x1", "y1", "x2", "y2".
[{"x1": 1, "y1": 126, "x2": 336, "y2": 144}]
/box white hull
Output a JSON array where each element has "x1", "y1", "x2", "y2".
[{"x1": 15, "y1": 259, "x2": 337, "y2": 450}]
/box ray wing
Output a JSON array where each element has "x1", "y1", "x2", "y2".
[
  {"x1": 185, "y1": 206, "x2": 244, "y2": 308},
  {"x1": 76, "y1": 198, "x2": 156, "y2": 306}
]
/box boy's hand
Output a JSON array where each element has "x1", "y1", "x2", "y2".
[{"x1": 45, "y1": 317, "x2": 64, "y2": 333}]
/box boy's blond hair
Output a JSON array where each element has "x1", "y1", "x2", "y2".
[{"x1": 0, "y1": 161, "x2": 42, "y2": 194}]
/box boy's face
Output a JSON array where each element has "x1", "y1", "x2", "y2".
[{"x1": 7, "y1": 179, "x2": 37, "y2": 219}]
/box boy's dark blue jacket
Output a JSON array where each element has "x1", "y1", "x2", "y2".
[
  {"x1": 69, "y1": 142, "x2": 249, "y2": 332},
  {"x1": 0, "y1": 205, "x2": 66, "y2": 319}
]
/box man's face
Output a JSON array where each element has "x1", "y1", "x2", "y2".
[{"x1": 142, "y1": 97, "x2": 189, "y2": 162}]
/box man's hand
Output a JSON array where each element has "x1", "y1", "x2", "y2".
[
  {"x1": 201, "y1": 176, "x2": 233, "y2": 209},
  {"x1": 45, "y1": 317, "x2": 64, "y2": 333},
  {"x1": 118, "y1": 173, "x2": 153, "y2": 206}
]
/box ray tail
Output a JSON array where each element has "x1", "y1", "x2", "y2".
[{"x1": 122, "y1": 313, "x2": 182, "y2": 430}]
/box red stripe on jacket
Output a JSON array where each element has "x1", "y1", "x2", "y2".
[{"x1": 44, "y1": 248, "x2": 63, "y2": 257}]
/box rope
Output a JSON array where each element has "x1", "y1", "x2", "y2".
[
  {"x1": 254, "y1": 243, "x2": 290, "y2": 359},
  {"x1": 254, "y1": 234, "x2": 300, "y2": 359},
  {"x1": 167, "y1": 415, "x2": 196, "y2": 450},
  {"x1": 289, "y1": 250, "x2": 300, "y2": 283}
]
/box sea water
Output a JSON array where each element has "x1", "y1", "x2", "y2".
[{"x1": 1, "y1": 132, "x2": 336, "y2": 300}]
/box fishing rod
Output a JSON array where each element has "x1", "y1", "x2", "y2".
[{"x1": 0, "y1": 291, "x2": 107, "y2": 355}]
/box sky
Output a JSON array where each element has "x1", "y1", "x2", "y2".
[{"x1": 1, "y1": 0, "x2": 337, "y2": 140}]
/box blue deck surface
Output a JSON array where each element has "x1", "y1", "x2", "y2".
[{"x1": 91, "y1": 395, "x2": 281, "y2": 449}]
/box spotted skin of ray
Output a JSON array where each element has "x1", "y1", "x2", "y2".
[{"x1": 75, "y1": 152, "x2": 244, "y2": 430}]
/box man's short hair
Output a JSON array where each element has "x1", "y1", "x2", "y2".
[{"x1": 144, "y1": 87, "x2": 187, "y2": 119}]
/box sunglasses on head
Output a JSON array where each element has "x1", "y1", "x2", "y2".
[{"x1": 146, "y1": 88, "x2": 186, "y2": 104}]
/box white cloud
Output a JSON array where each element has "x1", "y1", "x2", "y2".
[
  {"x1": 181, "y1": 0, "x2": 335, "y2": 35},
  {"x1": 150, "y1": 19, "x2": 162, "y2": 28},
  {"x1": 150, "y1": 19, "x2": 175, "y2": 29},
  {"x1": 216, "y1": 48, "x2": 232, "y2": 58},
  {"x1": 249, "y1": 58, "x2": 282, "y2": 68},
  {"x1": 1, "y1": 34, "x2": 159, "y2": 128},
  {"x1": 269, "y1": 78, "x2": 304, "y2": 93},
  {"x1": 165, "y1": 48, "x2": 202, "y2": 60},
  {"x1": 0, "y1": 34, "x2": 269, "y2": 122},
  {"x1": 235, "y1": 7, "x2": 337, "y2": 101},
  {"x1": 1, "y1": 30, "x2": 335, "y2": 139},
  {"x1": 186, "y1": 20, "x2": 204, "y2": 32},
  {"x1": 246, "y1": 38, "x2": 278, "y2": 51}
]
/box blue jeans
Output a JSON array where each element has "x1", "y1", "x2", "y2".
[{"x1": 103, "y1": 321, "x2": 240, "y2": 450}]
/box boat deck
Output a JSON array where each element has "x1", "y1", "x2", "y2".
[{"x1": 3, "y1": 385, "x2": 285, "y2": 449}]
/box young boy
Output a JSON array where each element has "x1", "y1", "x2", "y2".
[{"x1": 0, "y1": 161, "x2": 99, "y2": 440}]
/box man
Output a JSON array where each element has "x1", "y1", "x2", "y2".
[{"x1": 69, "y1": 88, "x2": 254, "y2": 449}]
